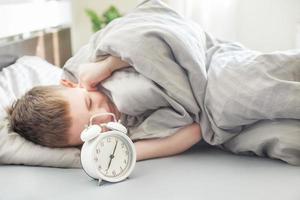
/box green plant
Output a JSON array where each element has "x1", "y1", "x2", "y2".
[{"x1": 85, "y1": 6, "x2": 122, "y2": 32}]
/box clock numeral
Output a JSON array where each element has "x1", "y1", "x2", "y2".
[
  {"x1": 96, "y1": 148, "x2": 100, "y2": 154},
  {"x1": 123, "y1": 159, "x2": 127, "y2": 164},
  {"x1": 98, "y1": 165, "x2": 102, "y2": 170},
  {"x1": 112, "y1": 170, "x2": 116, "y2": 176},
  {"x1": 107, "y1": 137, "x2": 111, "y2": 143},
  {"x1": 120, "y1": 166, "x2": 123, "y2": 171},
  {"x1": 100, "y1": 142, "x2": 104, "y2": 147},
  {"x1": 94, "y1": 157, "x2": 98, "y2": 162},
  {"x1": 121, "y1": 143, "x2": 125, "y2": 148},
  {"x1": 125, "y1": 150, "x2": 129, "y2": 155}
]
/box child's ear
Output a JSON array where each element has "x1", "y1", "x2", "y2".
[{"x1": 60, "y1": 79, "x2": 78, "y2": 88}]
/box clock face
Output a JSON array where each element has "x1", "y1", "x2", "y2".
[{"x1": 94, "y1": 135, "x2": 131, "y2": 178}]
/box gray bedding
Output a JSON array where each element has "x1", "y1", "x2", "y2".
[
  {"x1": 63, "y1": 0, "x2": 300, "y2": 165},
  {"x1": 0, "y1": 54, "x2": 18, "y2": 71}
]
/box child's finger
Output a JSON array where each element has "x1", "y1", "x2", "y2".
[
  {"x1": 80, "y1": 81, "x2": 98, "y2": 91},
  {"x1": 87, "y1": 86, "x2": 98, "y2": 91}
]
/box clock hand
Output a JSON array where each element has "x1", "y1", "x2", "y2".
[
  {"x1": 112, "y1": 140, "x2": 118, "y2": 156},
  {"x1": 106, "y1": 141, "x2": 118, "y2": 171},
  {"x1": 106, "y1": 157, "x2": 113, "y2": 171}
]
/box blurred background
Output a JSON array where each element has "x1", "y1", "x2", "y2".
[{"x1": 0, "y1": 0, "x2": 299, "y2": 67}]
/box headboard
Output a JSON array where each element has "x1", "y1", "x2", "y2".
[{"x1": 0, "y1": 27, "x2": 72, "y2": 68}]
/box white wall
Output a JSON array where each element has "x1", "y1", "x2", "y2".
[
  {"x1": 70, "y1": 0, "x2": 139, "y2": 53},
  {"x1": 236, "y1": 0, "x2": 300, "y2": 52},
  {"x1": 165, "y1": 0, "x2": 300, "y2": 52},
  {"x1": 0, "y1": 1, "x2": 71, "y2": 39}
]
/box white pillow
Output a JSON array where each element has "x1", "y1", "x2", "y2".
[{"x1": 0, "y1": 56, "x2": 81, "y2": 168}]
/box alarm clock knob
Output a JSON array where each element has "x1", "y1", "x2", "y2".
[
  {"x1": 80, "y1": 125, "x2": 102, "y2": 142},
  {"x1": 106, "y1": 122, "x2": 127, "y2": 134}
]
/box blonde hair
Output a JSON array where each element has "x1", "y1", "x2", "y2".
[{"x1": 7, "y1": 85, "x2": 72, "y2": 148}]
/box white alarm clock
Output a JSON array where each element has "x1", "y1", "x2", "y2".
[{"x1": 80, "y1": 113, "x2": 136, "y2": 185}]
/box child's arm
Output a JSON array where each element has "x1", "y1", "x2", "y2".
[
  {"x1": 79, "y1": 56, "x2": 130, "y2": 91},
  {"x1": 134, "y1": 123, "x2": 202, "y2": 161},
  {"x1": 108, "y1": 56, "x2": 131, "y2": 71}
]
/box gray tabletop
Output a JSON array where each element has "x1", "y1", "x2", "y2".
[{"x1": 1, "y1": 145, "x2": 300, "y2": 200}]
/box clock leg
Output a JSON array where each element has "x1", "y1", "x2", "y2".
[{"x1": 98, "y1": 178, "x2": 103, "y2": 186}]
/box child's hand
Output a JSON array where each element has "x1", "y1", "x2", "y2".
[
  {"x1": 79, "y1": 56, "x2": 130, "y2": 91},
  {"x1": 78, "y1": 58, "x2": 113, "y2": 91}
]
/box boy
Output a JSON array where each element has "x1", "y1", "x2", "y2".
[{"x1": 7, "y1": 55, "x2": 202, "y2": 161}]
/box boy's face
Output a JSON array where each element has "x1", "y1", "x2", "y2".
[{"x1": 59, "y1": 87, "x2": 120, "y2": 147}]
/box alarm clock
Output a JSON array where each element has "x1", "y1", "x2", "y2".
[{"x1": 80, "y1": 112, "x2": 136, "y2": 185}]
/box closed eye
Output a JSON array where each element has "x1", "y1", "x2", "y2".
[
  {"x1": 85, "y1": 93, "x2": 92, "y2": 111},
  {"x1": 88, "y1": 97, "x2": 92, "y2": 110}
]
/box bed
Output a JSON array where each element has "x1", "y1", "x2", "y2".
[{"x1": 0, "y1": 56, "x2": 299, "y2": 200}]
